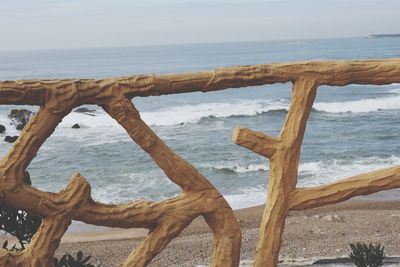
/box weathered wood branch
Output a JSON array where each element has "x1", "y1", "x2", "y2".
[
  {"x1": 2, "y1": 169, "x2": 240, "y2": 266},
  {"x1": 122, "y1": 216, "x2": 191, "y2": 267},
  {"x1": 289, "y1": 165, "x2": 400, "y2": 210},
  {"x1": 253, "y1": 79, "x2": 318, "y2": 267},
  {"x1": 233, "y1": 127, "x2": 280, "y2": 158},
  {"x1": 1, "y1": 173, "x2": 90, "y2": 266},
  {"x1": 1, "y1": 59, "x2": 400, "y2": 106},
  {"x1": 280, "y1": 79, "x2": 318, "y2": 151},
  {"x1": 102, "y1": 96, "x2": 240, "y2": 266},
  {"x1": 102, "y1": 97, "x2": 215, "y2": 192},
  {"x1": 0, "y1": 95, "x2": 241, "y2": 266},
  {"x1": 1, "y1": 58, "x2": 400, "y2": 267}
]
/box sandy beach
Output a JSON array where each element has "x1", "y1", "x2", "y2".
[{"x1": 45, "y1": 192, "x2": 400, "y2": 266}]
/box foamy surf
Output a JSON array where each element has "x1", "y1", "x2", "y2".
[
  {"x1": 220, "y1": 155, "x2": 400, "y2": 209},
  {"x1": 47, "y1": 99, "x2": 289, "y2": 130},
  {"x1": 314, "y1": 94, "x2": 400, "y2": 113},
  {"x1": 68, "y1": 92, "x2": 400, "y2": 128},
  {"x1": 56, "y1": 155, "x2": 400, "y2": 209},
  {"x1": 3, "y1": 90, "x2": 399, "y2": 132},
  {"x1": 140, "y1": 99, "x2": 289, "y2": 126},
  {"x1": 207, "y1": 155, "x2": 400, "y2": 176},
  {"x1": 211, "y1": 163, "x2": 269, "y2": 174}
]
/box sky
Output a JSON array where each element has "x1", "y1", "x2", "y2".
[{"x1": 1, "y1": 0, "x2": 399, "y2": 51}]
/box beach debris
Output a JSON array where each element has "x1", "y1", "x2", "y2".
[
  {"x1": 0, "y1": 124, "x2": 5, "y2": 133},
  {"x1": 8, "y1": 109, "x2": 34, "y2": 130},
  {"x1": 4, "y1": 135, "x2": 18, "y2": 143},
  {"x1": 72, "y1": 123, "x2": 81, "y2": 129},
  {"x1": 322, "y1": 214, "x2": 344, "y2": 222}
]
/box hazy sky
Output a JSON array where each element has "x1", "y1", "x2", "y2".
[{"x1": 1, "y1": 0, "x2": 399, "y2": 51}]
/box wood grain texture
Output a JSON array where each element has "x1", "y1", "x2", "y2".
[
  {"x1": 1, "y1": 59, "x2": 400, "y2": 106},
  {"x1": 0, "y1": 59, "x2": 399, "y2": 266}
]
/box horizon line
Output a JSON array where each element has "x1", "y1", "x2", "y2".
[{"x1": 0, "y1": 35, "x2": 367, "y2": 53}]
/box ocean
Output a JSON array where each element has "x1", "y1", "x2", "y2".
[{"x1": 0, "y1": 37, "x2": 399, "y2": 209}]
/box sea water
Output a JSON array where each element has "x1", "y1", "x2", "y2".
[{"x1": 0, "y1": 37, "x2": 399, "y2": 209}]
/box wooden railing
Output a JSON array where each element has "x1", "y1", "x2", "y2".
[{"x1": 0, "y1": 59, "x2": 399, "y2": 266}]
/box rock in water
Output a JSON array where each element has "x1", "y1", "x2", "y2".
[
  {"x1": 8, "y1": 109, "x2": 34, "y2": 130},
  {"x1": 72, "y1": 123, "x2": 81, "y2": 129},
  {"x1": 0, "y1": 125, "x2": 5, "y2": 133},
  {"x1": 4, "y1": 136, "x2": 18, "y2": 143},
  {"x1": 16, "y1": 124, "x2": 25, "y2": 131}
]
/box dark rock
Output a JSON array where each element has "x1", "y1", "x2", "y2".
[
  {"x1": 72, "y1": 123, "x2": 80, "y2": 129},
  {"x1": 16, "y1": 124, "x2": 25, "y2": 131},
  {"x1": 8, "y1": 109, "x2": 34, "y2": 130},
  {"x1": 0, "y1": 125, "x2": 5, "y2": 134},
  {"x1": 4, "y1": 135, "x2": 18, "y2": 143}
]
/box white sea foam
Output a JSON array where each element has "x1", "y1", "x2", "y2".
[
  {"x1": 209, "y1": 156, "x2": 400, "y2": 177},
  {"x1": 58, "y1": 110, "x2": 122, "y2": 130},
  {"x1": 314, "y1": 94, "x2": 400, "y2": 113},
  {"x1": 3, "y1": 90, "x2": 399, "y2": 133},
  {"x1": 0, "y1": 113, "x2": 20, "y2": 136},
  {"x1": 58, "y1": 94, "x2": 400, "y2": 129},
  {"x1": 313, "y1": 84, "x2": 400, "y2": 113},
  {"x1": 222, "y1": 155, "x2": 400, "y2": 209},
  {"x1": 141, "y1": 89, "x2": 400, "y2": 123},
  {"x1": 389, "y1": 87, "x2": 400, "y2": 94},
  {"x1": 36, "y1": 155, "x2": 400, "y2": 210},
  {"x1": 212, "y1": 163, "x2": 269, "y2": 173},
  {"x1": 224, "y1": 188, "x2": 266, "y2": 210},
  {"x1": 140, "y1": 99, "x2": 289, "y2": 126},
  {"x1": 44, "y1": 99, "x2": 289, "y2": 130},
  {"x1": 298, "y1": 155, "x2": 400, "y2": 186}
]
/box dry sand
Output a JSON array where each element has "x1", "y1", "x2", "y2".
[{"x1": 48, "y1": 198, "x2": 400, "y2": 266}]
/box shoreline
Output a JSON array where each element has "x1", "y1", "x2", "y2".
[
  {"x1": 61, "y1": 188, "x2": 400, "y2": 241},
  {"x1": 61, "y1": 198, "x2": 400, "y2": 244}
]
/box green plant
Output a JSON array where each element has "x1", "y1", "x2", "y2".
[
  {"x1": 0, "y1": 207, "x2": 98, "y2": 266},
  {"x1": 1, "y1": 173, "x2": 38, "y2": 250},
  {"x1": 349, "y1": 242, "x2": 385, "y2": 267},
  {"x1": 0, "y1": 172, "x2": 42, "y2": 250},
  {"x1": 53, "y1": 251, "x2": 96, "y2": 267},
  {"x1": 0, "y1": 175, "x2": 99, "y2": 266},
  {"x1": 0, "y1": 205, "x2": 42, "y2": 250}
]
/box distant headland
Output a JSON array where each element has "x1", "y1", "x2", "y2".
[{"x1": 368, "y1": 33, "x2": 400, "y2": 38}]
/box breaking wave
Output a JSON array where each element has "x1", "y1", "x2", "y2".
[
  {"x1": 313, "y1": 94, "x2": 400, "y2": 114},
  {"x1": 208, "y1": 156, "x2": 400, "y2": 179},
  {"x1": 1, "y1": 87, "x2": 400, "y2": 131}
]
